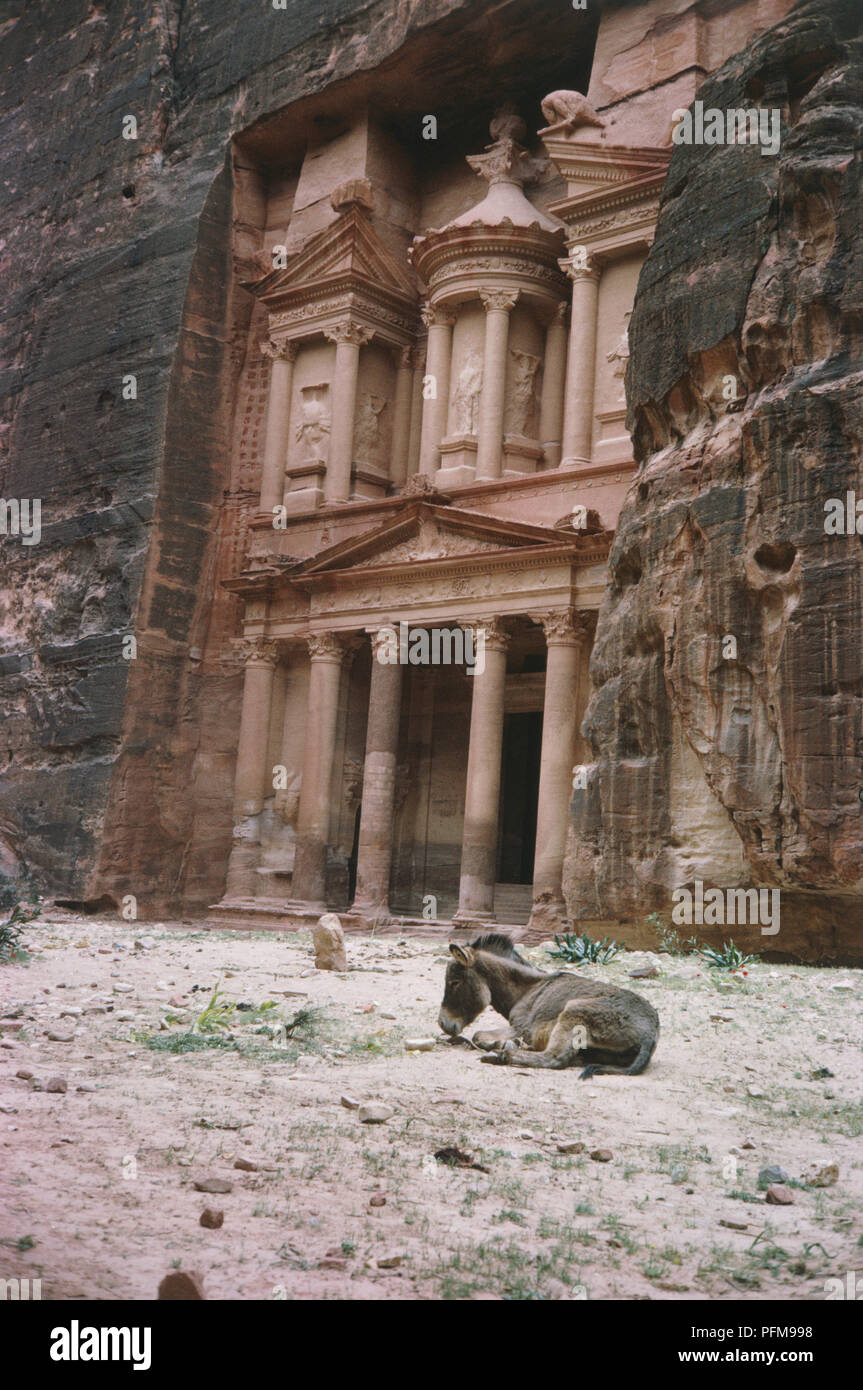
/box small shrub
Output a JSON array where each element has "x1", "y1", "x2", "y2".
[
  {"x1": 548, "y1": 932, "x2": 619, "y2": 966},
  {"x1": 696, "y1": 940, "x2": 758, "y2": 971}
]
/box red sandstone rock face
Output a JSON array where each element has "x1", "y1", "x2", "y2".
[{"x1": 570, "y1": 0, "x2": 863, "y2": 953}]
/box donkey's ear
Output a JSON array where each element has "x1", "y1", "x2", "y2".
[{"x1": 449, "y1": 943, "x2": 474, "y2": 966}]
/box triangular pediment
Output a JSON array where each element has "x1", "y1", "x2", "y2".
[
  {"x1": 542, "y1": 138, "x2": 671, "y2": 217},
  {"x1": 294, "y1": 504, "x2": 573, "y2": 579},
  {"x1": 249, "y1": 205, "x2": 417, "y2": 306}
]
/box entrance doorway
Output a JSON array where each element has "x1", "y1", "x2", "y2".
[{"x1": 496, "y1": 711, "x2": 542, "y2": 884}]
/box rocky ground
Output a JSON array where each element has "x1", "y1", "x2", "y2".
[{"x1": 1, "y1": 915, "x2": 861, "y2": 1301}]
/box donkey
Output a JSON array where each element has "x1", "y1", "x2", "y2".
[{"x1": 438, "y1": 933, "x2": 659, "y2": 1077}]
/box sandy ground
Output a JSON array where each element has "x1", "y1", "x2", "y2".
[{"x1": 1, "y1": 914, "x2": 862, "y2": 1301}]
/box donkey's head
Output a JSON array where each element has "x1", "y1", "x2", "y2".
[{"x1": 438, "y1": 934, "x2": 524, "y2": 1036}]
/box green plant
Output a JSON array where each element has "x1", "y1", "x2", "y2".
[
  {"x1": 648, "y1": 913, "x2": 696, "y2": 956},
  {"x1": 696, "y1": 940, "x2": 758, "y2": 971},
  {"x1": 193, "y1": 982, "x2": 236, "y2": 1034},
  {"x1": 548, "y1": 932, "x2": 619, "y2": 966},
  {"x1": 0, "y1": 899, "x2": 39, "y2": 963}
]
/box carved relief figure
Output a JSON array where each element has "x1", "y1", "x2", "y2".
[
  {"x1": 274, "y1": 770, "x2": 302, "y2": 827},
  {"x1": 506, "y1": 349, "x2": 542, "y2": 436},
  {"x1": 296, "y1": 384, "x2": 331, "y2": 462},
  {"x1": 450, "y1": 350, "x2": 483, "y2": 435},
  {"x1": 539, "y1": 90, "x2": 605, "y2": 133},
  {"x1": 606, "y1": 312, "x2": 631, "y2": 401},
  {"x1": 354, "y1": 392, "x2": 389, "y2": 463}
]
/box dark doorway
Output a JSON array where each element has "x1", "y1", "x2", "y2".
[
  {"x1": 496, "y1": 711, "x2": 542, "y2": 884},
  {"x1": 347, "y1": 805, "x2": 361, "y2": 902}
]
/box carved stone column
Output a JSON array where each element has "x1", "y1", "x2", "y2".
[
  {"x1": 259, "y1": 339, "x2": 298, "y2": 511},
  {"x1": 291, "y1": 632, "x2": 347, "y2": 908},
  {"x1": 455, "y1": 618, "x2": 511, "y2": 921},
  {"x1": 350, "y1": 630, "x2": 404, "y2": 916},
  {"x1": 225, "y1": 636, "x2": 280, "y2": 900},
  {"x1": 418, "y1": 304, "x2": 454, "y2": 476},
  {"x1": 390, "y1": 346, "x2": 415, "y2": 489},
  {"x1": 527, "y1": 610, "x2": 594, "y2": 936},
  {"x1": 539, "y1": 304, "x2": 567, "y2": 469},
  {"x1": 324, "y1": 323, "x2": 373, "y2": 504},
  {"x1": 476, "y1": 291, "x2": 518, "y2": 480},
  {"x1": 560, "y1": 253, "x2": 601, "y2": 467}
]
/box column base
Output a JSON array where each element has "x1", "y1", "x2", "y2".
[
  {"x1": 524, "y1": 893, "x2": 570, "y2": 943},
  {"x1": 559, "y1": 455, "x2": 592, "y2": 470}
]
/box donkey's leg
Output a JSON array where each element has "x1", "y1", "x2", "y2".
[
  {"x1": 472, "y1": 1026, "x2": 518, "y2": 1051},
  {"x1": 480, "y1": 1004, "x2": 586, "y2": 1069}
]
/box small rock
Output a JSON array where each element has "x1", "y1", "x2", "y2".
[
  {"x1": 199, "y1": 1208, "x2": 224, "y2": 1229},
  {"x1": 15, "y1": 1069, "x2": 34, "y2": 1081},
  {"x1": 765, "y1": 1185, "x2": 794, "y2": 1206},
  {"x1": 169, "y1": 995, "x2": 189, "y2": 1009},
  {"x1": 369, "y1": 1194, "x2": 387, "y2": 1207},
  {"x1": 746, "y1": 1086, "x2": 764, "y2": 1098},
  {"x1": 113, "y1": 983, "x2": 134, "y2": 994},
  {"x1": 46, "y1": 1027, "x2": 76, "y2": 1043},
  {"x1": 233, "y1": 1157, "x2": 259, "y2": 1172},
  {"x1": 83, "y1": 1006, "x2": 107, "y2": 1015},
  {"x1": 759, "y1": 1165, "x2": 789, "y2": 1186},
  {"x1": 806, "y1": 1163, "x2": 839, "y2": 1188},
  {"x1": 380, "y1": 1012, "x2": 397, "y2": 1020},
  {"x1": 135, "y1": 937, "x2": 156, "y2": 950},
  {"x1": 193, "y1": 1178, "x2": 233, "y2": 1194},
  {"x1": 556, "y1": 1140, "x2": 585, "y2": 1154},
  {"x1": 313, "y1": 913, "x2": 347, "y2": 971},
  {"x1": 376, "y1": 1252, "x2": 403, "y2": 1269},
  {"x1": 158, "y1": 1270, "x2": 205, "y2": 1300},
  {"x1": 517, "y1": 1130, "x2": 535, "y2": 1141},
  {"x1": 46, "y1": 1077, "x2": 67, "y2": 1094},
  {"x1": 719, "y1": 1219, "x2": 748, "y2": 1231},
  {"x1": 404, "y1": 1038, "x2": 437, "y2": 1052},
  {"x1": 115, "y1": 1012, "x2": 135, "y2": 1022},
  {"x1": 359, "y1": 1104, "x2": 393, "y2": 1125},
  {"x1": 76, "y1": 1082, "x2": 97, "y2": 1093},
  {"x1": 340, "y1": 1094, "x2": 361, "y2": 1110},
  {"x1": 590, "y1": 1148, "x2": 613, "y2": 1163},
  {"x1": 318, "y1": 1256, "x2": 347, "y2": 1271},
  {"x1": 741, "y1": 1138, "x2": 756, "y2": 1150},
  {"x1": 629, "y1": 964, "x2": 659, "y2": 979},
  {"x1": 59, "y1": 1007, "x2": 83, "y2": 1018}
]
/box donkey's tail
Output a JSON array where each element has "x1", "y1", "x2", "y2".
[{"x1": 578, "y1": 1032, "x2": 657, "y2": 1080}]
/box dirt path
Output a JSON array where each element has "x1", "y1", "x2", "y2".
[{"x1": 1, "y1": 916, "x2": 861, "y2": 1300}]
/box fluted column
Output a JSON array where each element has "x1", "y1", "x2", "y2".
[
  {"x1": 259, "y1": 339, "x2": 298, "y2": 511},
  {"x1": 538, "y1": 304, "x2": 567, "y2": 469},
  {"x1": 560, "y1": 253, "x2": 601, "y2": 467},
  {"x1": 224, "y1": 636, "x2": 280, "y2": 899},
  {"x1": 291, "y1": 632, "x2": 347, "y2": 908},
  {"x1": 527, "y1": 610, "x2": 594, "y2": 935},
  {"x1": 455, "y1": 618, "x2": 510, "y2": 921},
  {"x1": 476, "y1": 290, "x2": 518, "y2": 480},
  {"x1": 418, "y1": 305, "x2": 454, "y2": 476},
  {"x1": 390, "y1": 346, "x2": 415, "y2": 488},
  {"x1": 350, "y1": 631, "x2": 404, "y2": 916},
  {"x1": 324, "y1": 323, "x2": 373, "y2": 504}
]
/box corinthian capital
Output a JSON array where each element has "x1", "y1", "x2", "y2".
[
  {"x1": 559, "y1": 249, "x2": 600, "y2": 283},
  {"x1": 324, "y1": 322, "x2": 374, "y2": 347},
  {"x1": 480, "y1": 289, "x2": 519, "y2": 314},
  {"x1": 260, "y1": 338, "x2": 298, "y2": 362},
  {"x1": 533, "y1": 609, "x2": 597, "y2": 645},
  {"x1": 421, "y1": 302, "x2": 455, "y2": 330},
  {"x1": 307, "y1": 631, "x2": 346, "y2": 661},
  {"x1": 461, "y1": 616, "x2": 510, "y2": 653},
  {"x1": 234, "y1": 635, "x2": 280, "y2": 666}
]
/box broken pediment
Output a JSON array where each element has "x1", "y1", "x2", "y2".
[{"x1": 293, "y1": 503, "x2": 575, "y2": 579}]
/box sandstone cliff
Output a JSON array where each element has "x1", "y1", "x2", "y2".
[{"x1": 569, "y1": 0, "x2": 863, "y2": 957}]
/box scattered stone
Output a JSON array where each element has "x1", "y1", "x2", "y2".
[
  {"x1": 318, "y1": 1255, "x2": 347, "y2": 1271},
  {"x1": 741, "y1": 1138, "x2": 756, "y2": 1150},
  {"x1": 15, "y1": 1069, "x2": 34, "y2": 1081},
  {"x1": 710, "y1": 1014, "x2": 733, "y2": 1023},
  {"x1": 115, "y1": 1012, "x2": 135, "y2": 1022},
  {"x1": 46, "y1": 1026, "x2": 76, "y2": 1043},
  {"x1": 340, "y1": 1094, "x2": 361, "y2": 1110},
  {"x1": 404, "y1": 1038, "x2": 437, "y2": 1051},
  {"x1": 135, "y1": 937, "x2": 156, "y2": 950},
  {"x1": 369, "y1": 1194, "x2": 387, "y2": 1207},
  {"x1": 805, "y1": 1163, "x2": 839, "y2": 1188},
  {"x1": 169, "y1": 995, "x2": 189, "y2": 1009},
  {"x1": 83, "y1": 1006, "x2": 107, "y2": 1015},
  {"x1": 434, "y1": 1146, "x2": 489, "y2": 1173},
  {"x1": 233, "y1": 1157, "x2": 259, "y2": 1172},
  {"x1": 46, "y1": 1077, "x2": 67, "y2": 1094},
  {"x1": 313, "y1": 914, "x2": 347, "y2": 972},
  {"x1": 59, "y1": 1007, "x2": 83, "y2": 1018},
  {"x1": 376, "y1": 1252, "x2": 403, "y2": 1269},
  {"x1": 810, "y1": 1066, "x2": 834, "y2": 1080},
  {"x1": 556, "y1": 1140, "x2": 585, "y2": 1154},
  {"x1": 590, "y1": 1149, "x2": 613, "y2": 1163},
  {"x1": 158, "y1": 1270, "x2": 205, "y2": 1300},
  {"x1": 746, "y1": 1086, "x2": 764, "y2": 1098},
  {"x1": 76, "y1": 1082, "x2": 97, "y2": 1093},
  {"x1": 113, "y1": 983, "x2": 134, "y2": 994},
  {"x1": 200, "y1": 1208, "x2": 224, "y2": 1229},
  {"x1": 0, "y1": 1022, "x2": 24, "y2": 1033},
  {"x1": 517, "y1": 1130, "x2": 536, "y2": 1141},
  {"x1": 629, "y1": 964, "x2": 659, "y2": 979},
  {"x1": 0, "y1": 1104, "x2": 18, "y2": 1114},
  {"x1": 193, "y1": 1177, "x2": 233, "y2": 1194},
  {"x1": 765, "y1": 1185, "x2": 794, "y2": 1206},
  {"x1": 358, "y1": 1103, "x2": 393, "y2": 1125},
  {"x1": 720, "y1": 1219, "x2": 749, "y2": 1231},
  {"x1": 759, "y1": 1165, "x2": 789, "y2": 1186}
]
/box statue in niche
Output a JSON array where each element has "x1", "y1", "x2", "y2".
[
  {"x1": 296, "y1": 384, "x2": 331, "y2": 462},
  {"x1": 506, "y1": 349, "x2": 542, "y2": 436},
  {"x1": 274, "y1": 770, "x2": 302, "y2": 828},
  {"x1": 450, "y1": 351, "x2": 483, "y2": 435},
  {"x1": 606, "y1": 312, "x2": 631, "y2": 402},
  {"x1": 354, "y1": 392, "x2": 389, "y2": 463}
]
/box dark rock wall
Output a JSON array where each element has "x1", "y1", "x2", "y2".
[{"x1": 570, "y1": 0, "x2": 863, "y2": 954}]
